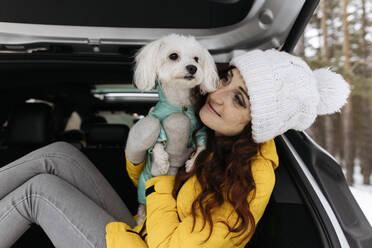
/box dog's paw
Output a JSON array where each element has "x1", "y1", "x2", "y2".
[
  {"x1": 153, "y1": 143, "x2": 170, "y2": 175},
  {"x1": 137, "y1": 204, "x2": 146, "y2": 225}
]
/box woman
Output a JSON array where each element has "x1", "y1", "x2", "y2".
[{"x1": 0, "y1": 49, "x2": 349, "y2": 248}]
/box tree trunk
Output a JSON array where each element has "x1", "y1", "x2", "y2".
[
  {"x1": 342, "y1": 97, "x2": 354, "y2": 186},
  {"x1": 352, "y1": 95, "x2": 363, "y2": 172},
  {"x1": 330, "y1": 113, "x2": 343, "y2": 162},
  {"x1": 360, "y1": 0, "x2": 368, "y2": 76},
  {"x1": 295, "y1": 33, "x2": 305, "y2": 57},
  {"x1": 342, "y1": 0, "x2": 351, "y2": 73},
  {"x1": 342, "y1": 97, "x2": 355, "y2": 186},
  {"x1": 315, "y1": 15, "x2": 322, "y2": 60},
  {"x1": 328, "y1": 0, "x2": 337, "y2": 59},
  {"x1": 321, "y1": 0, "x2": 329, "y2": 61},
  {"x1": 361, "y1": 96, "x2": 372, "y2": 185},
  {"x1": 309, "y1": 116, "x2": 326, "y2": 149},
  {"x1": 324, "y1": 115, "x2": 333, "y2": 152}
]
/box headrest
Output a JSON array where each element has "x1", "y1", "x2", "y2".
[
  {"x1": 7, "y1": 103, "x2": 54, "y2": 147},
  {"x1": 84, "y1": 123, "x2": 129, "y2": 146},
  {"x1": 60, "y1": 129, "x2": 85, "y2": 150},
  {"x1": 61, "y1": 129, "x2": 84, "y2": 141},
  {"x1": 81, "y1": 115, "x2": 107, "y2": 130}
]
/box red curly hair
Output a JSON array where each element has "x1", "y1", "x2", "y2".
[{"x1": 172, "y1": 65, "x2": 258, "y2": 244}]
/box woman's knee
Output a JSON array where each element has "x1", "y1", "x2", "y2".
[
  {"x1": 25, "y1": 174, "x2": 68, "y2": 196},
  {"x1": 25, "y1": 174, "x2": 89, "y2": 202},
  {"x1": 27, "y1": 174, "x2": 63, "y2": 188},
  {"x1": 38, "y1": 141, "x2": 88, "y2": 165},
  {"x1": 46, "y1": 141, "x2": 80, "y2": 154},
  {"x1": 27, "y1": 141, "x2": 79, "y2": 159}
]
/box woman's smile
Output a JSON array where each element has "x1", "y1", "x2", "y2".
[{"x1": 207, "y1": 101, "x2": 220, "y2": 117}]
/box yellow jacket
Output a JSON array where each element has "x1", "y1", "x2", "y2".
[{"x1": 106, "y1": 139, "x2": 279, "y2": 248}]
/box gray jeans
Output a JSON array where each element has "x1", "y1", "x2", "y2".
[{"x1": 0, "y1": 142, "x2": 136, "y2": 248}]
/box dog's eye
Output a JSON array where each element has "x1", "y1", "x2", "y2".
[
  {"x1": 169, "y1": 53, "x2": 179, "y2": 60},
  {"x1": 194, "y1": 57, "x2": 199, "y2": 63}
]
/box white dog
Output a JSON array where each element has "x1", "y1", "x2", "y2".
[{"x1": 125, "y1": 34, "x2": 219, "y2": 224}]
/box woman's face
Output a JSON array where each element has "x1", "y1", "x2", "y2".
[{"x1": 199, "y1": 68, "x2": 251, "y2": 136}]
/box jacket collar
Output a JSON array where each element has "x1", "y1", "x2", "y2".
[{"x1": 258, "y1": 139, "x2": 279, "y2": 169}]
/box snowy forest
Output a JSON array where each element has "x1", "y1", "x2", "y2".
[{"x1": 298, "y1": 0, "x2": 371, "y2": 186}]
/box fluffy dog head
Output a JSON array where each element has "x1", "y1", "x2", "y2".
[{"x1": 134, "y1": 34, "x2": 219, "y2": 94}]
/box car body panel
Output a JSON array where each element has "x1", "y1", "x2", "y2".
[{"x1": 0, "y1": 0, "x2": 305, "y2": 62}]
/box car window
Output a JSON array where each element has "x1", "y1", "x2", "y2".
[{"x1": 0, "y1": 0, "x2": 254, "y2": 28}]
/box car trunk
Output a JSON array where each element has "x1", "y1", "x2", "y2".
[{"x1": 2, "y1": 0, "x2": 371, "y2": 248}]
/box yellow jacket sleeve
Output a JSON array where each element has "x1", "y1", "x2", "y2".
[
  {"x1": 125, "y1": 151, "x2": 146, "y2": 187},
  {"x1": 106, "y1": 222, "x2": 147, "y2": 248},
  {"x1": 144, "y1": 157, "x2": 275, "y2": 248}
]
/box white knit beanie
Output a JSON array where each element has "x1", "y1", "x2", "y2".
[{"x1": 230, "y1": 49, "x2": 350, "y2": 143}]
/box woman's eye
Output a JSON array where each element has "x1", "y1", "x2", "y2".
[
  {"x1": 221, "y1": 75, "x2": 231, "y2": 85},
  {"x1": 234, "y1": 95, "x2": 244, "y2": 107},
  {"x1": 194, "y1": 57, "x2": 199, "y2": 63},
  {"x1": 169, "y1": 53, "x2": 179, "y2": 60}
]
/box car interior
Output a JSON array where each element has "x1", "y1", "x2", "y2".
[{"x1": 0, "y1": 78, "x2": 325, "y2": 247}]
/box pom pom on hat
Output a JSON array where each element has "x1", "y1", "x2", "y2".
[{"x1": 313, "y1": 68, "x2": 351, "y2": 115}]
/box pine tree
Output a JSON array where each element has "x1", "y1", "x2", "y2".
[
  {"x1": 341, "y1": 0, "x2": 351, "y2": 73},
  {"x1": 321, "y1": 0, "x2": 329, "y2": 61}
]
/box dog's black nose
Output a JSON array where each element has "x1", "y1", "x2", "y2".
[{"x1": 186, "y1": 65, "x2": 197, "y2": 75}]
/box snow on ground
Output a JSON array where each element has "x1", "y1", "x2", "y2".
[
  {"x1": 349, "y1": 186, "x2": 372, "y2": 226},
  {"x1": 346, "y1": 164, "x2": 372, "y2": 226}
]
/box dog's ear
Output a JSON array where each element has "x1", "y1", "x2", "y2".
[
  {"x1": 134, "y1": 39, "x2": 162, "y2": 91},
  {"x1": 199, "y1": 49, "x2": 220, "y2": 94}
]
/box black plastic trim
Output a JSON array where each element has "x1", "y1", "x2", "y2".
[
  {"x1": 284, "y1": 130, "x2": 372, "y2": 248},
  {"x1": 282, "y1": 0, "x2": 320, "y2": 52}
]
